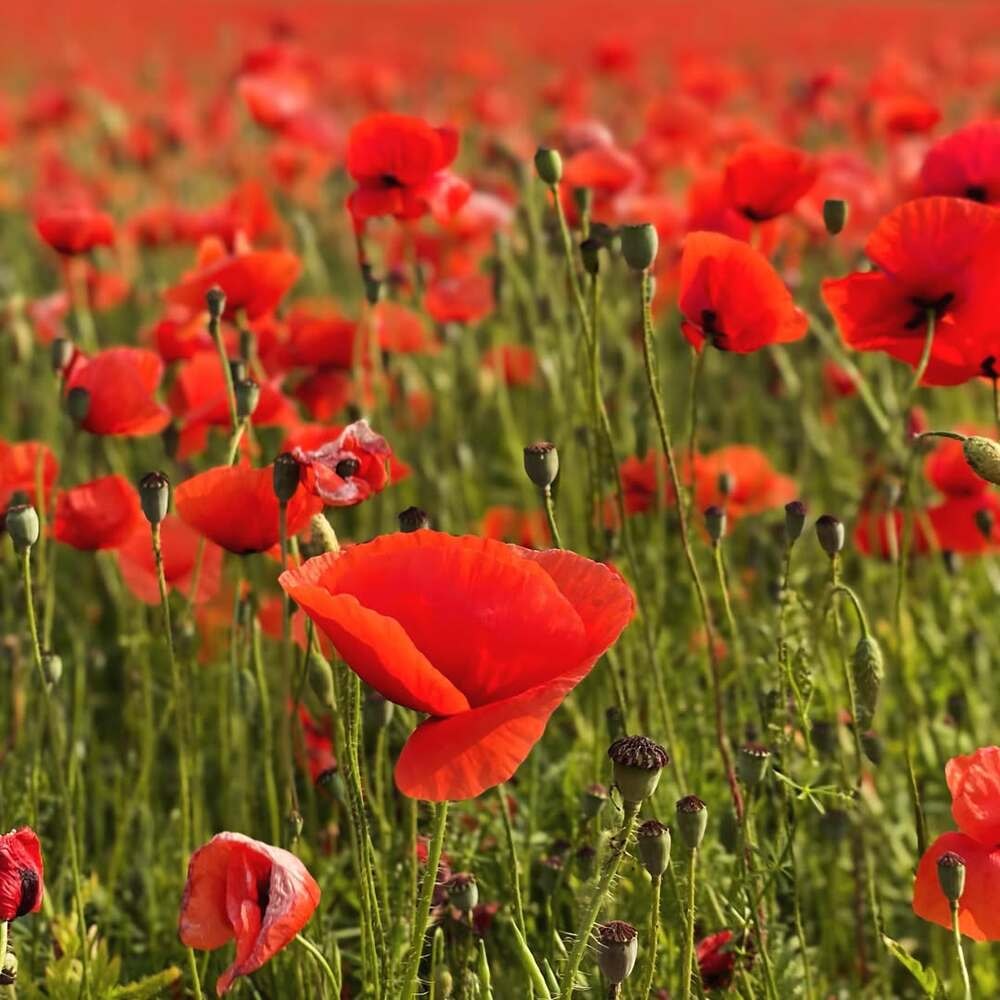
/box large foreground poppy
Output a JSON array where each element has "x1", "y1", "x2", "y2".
[
  {"x1": 0, "y1": 827, "x2": 44, "y2": 921},
  {"x1": 280, "y1": 532, "x2": 635, "y2": 800},
  {"x1": 53, "y1": 475, "x2": 143, "y2": 550},
  {"x1": 178, "y1": 832, "x2": 321, "y2": 995},
  {"x1": 920, "y1": 120, "x2": 1000, "y2": 205}
]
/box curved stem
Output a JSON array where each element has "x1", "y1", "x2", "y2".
[
  {"x1": 951, "y1": 902, "x2": 972, "y2": 1000},
  {"x1": 905, "y1": 310, "x2": 936, "y2": 403},
  {"x1": 638, "y1": 876, "x2": 661, "y2": 999},
  {"x1": 209, "y1": 312, "x2": 240, "y2": 435},
  {"x1": 542, "y1": 486, "x2": 564, "y2": 549},
  {"x1": 496, "y1": 785, "x2": 527, "y2": 934},
  {"x1": 297, "y1": 933, "x2": 340, "y2": 994}
]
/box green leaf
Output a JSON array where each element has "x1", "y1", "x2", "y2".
[{"x1": 882, "y1": 935, "x2": 941, "y2": 998}]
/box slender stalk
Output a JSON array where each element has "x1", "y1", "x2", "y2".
[
  {"x1": 297, "y1": 934, "x2": 341, "y2": 994},
  {"x1": 905, "y1": 310, "x2": 936, "y2": 405},
  {"x1": 496, "y1": 785, "x2": 527, "y2": 933},
  {"x1": 209, "y1": 309, "x2": 240, "y2": 435},
  {"x1": 638, "y1": 875, "x2": 661, "y2": 999},
  {"x1": 680, "y1": 849, "x2": 697, "y2": 1000},
  {"x1": 951, "y1": 902, "x2": 972, "y2": 1000},
  {"x1": 250, "y1": 617, "x2": 282, "y2": 845},
  {"x1": 542, "y1": 485, "x2": 564, "y2": 549}
]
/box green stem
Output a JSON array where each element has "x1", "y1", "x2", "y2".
[
  {"x1": 209, "y1": 312, "x2": 240, "y2": 435},
  {"x1": 496, "y1": 785, "x2": 527, "y2": 934},
  {"x1": 250, "y1": 617, "x2": 282, "y2": 845},
  {"x1": 680, "y1": 849, "x2": 697, "y2": 1000},
  {"x1": 951, "y1": 902, "x2": 972, "y2": 1000},
  {"x1": 542, "y1": 486, "x2": 564, "y2": 549},
  {"x1": 638, "y1": 876, "x2": 661, "y2": 999},
  {"x1": 905, "y1": 310, "x2": 936, "y2": 403},
  {"x1": 297, "y1": 934, "x2": 341, "y2": 995}
]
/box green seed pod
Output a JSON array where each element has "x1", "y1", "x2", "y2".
[
  {"x1": 596, "y1": 921, "x2": 638, "y2": 985},
  {"x1": 580, "y1": 237, "x2": 601, "y2": 276},
  {"x1": 363, "y1": 690, "x2": 394, "y2": 731},
  {"x1": 42, "y1": 652, "x2": 63, "y2": 686},
  {"x1": 66, "y1": 385, "x2": 91, "y2": 426},
  {"x1": 815, "y1": 514, "x2": 845, "y2": 557},
  {"x1": 272, "y1": 452, "x2": 301, "y2": 505},
  {"x1": 963, "y1": 436, "x2": 1000, "y2": 486},
  {"x1": 784, "y1": 500, "x2": 807, "y2": 545},
  {"x1": 139, "y1": 471, "x2": 170, "y2": 525},
  {"x1": 523, "y1": 441, "x2": 559, "y2": 489},
  {"x1": 861, "y1": 730, "x2": 883, "y2": 766},
  {"x1": 704, "y1": 505, "x2": 726, "y2": 545},
  {"x1": 937, "y1": 851, "x2": 966, "y2": 903},
  {"x1": 533, "y1": 147, "x2": 563, "y2": 185},
  {"x1": 620, "y1": 223, "x2": 658, "y2": 272},
  {"x1": 675, "y1": 795, "x2": 708, "y2": 851},
  {"x1": 852, "y1": 634, "x2": 883, "y2": 730},
  {"x1": 736, "y1": 744, "x2": 772, "y2": 788},
  {"x1": 398, "y1": 506, "x2": 430, "y2": 532},
  {"x1": 308, "y1": 653, "x2": 336, "y2": 708},
  {"x1": 636, "y1": 819, "x2": 671, "y2": 877},
  {"x1": 445, "y1": 872, "x2": 479, "y2": 912},
  {"x1": 235, "y1": 378, "x2": 261, "y2": 420},
  {"x1": 822, "y1": 198, "x2": 849, "y2": 236},
  {"x1": 6, "y1": 504, "x2": 40, "y2": 553},
  {"x1": 608, "y1": 735, "x2": 669, "y2": 804},
  {"x1": 205, "y1": 285, "x2": 227, "y2": 321}
]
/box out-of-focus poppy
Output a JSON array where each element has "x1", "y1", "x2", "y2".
[
  {"x1": 53, "y1": 475, "x2": 143, "y2": 550},
  {"x1": 929, "y1": 494, "x2": 1000, "y2": 555},
  {"x1": 697, "y1": 930, "x2": 736, "y2": 990},
  {"x1": 678, "y1": 232, "x2": 807, "y2": 353},
  {"x1": 297, "y1": 704, "x2": 337, "y2": 784},
  {"x1": 292, "y1": 419, "x2": 393, "y2": 507},
  {"x1": 693, "y1": 445, "x2": 798, "y2": 521},
  {"x1": 481, "y1": 345, "x2": 537, "y2": 387},
  {"x1": 175, "y1": 464, "x2": 323, "y2": 555},
  {"x1": 479, "y1": 506, "x2": 549, "y2": 548},
  {"x1": 424, "y1": 274, "x2": 494, "y2": 325},
  {"x1": 293, "y1": 369, "x2": 354, "y2": 422},
  {"x1": 0, "y1": 439, "x2": 58, "y2": 510},
  {"x1": 35, "y1": 207, "x2": 115, "y2": 255},
  {"x1": 178, "y1": 832, "x2": 321, "y2": 995},
  {"x1": 854, "y1": 506, "x2": 931, "y2": 560},
  {"x1": 919, "y1": 120, "x2": 1000, "y2": 204},
  {"x1": 280, "y1": 532, "x2": 635, "y2": 800},
  {"x1": 723, "y1": 141, "x2": 818, "y2": 221},
  {"x1": 0, "y1": 827, "x2": 44, "y2": 922}
]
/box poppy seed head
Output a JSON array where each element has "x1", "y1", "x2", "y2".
[
  {"x1": 637, "y1": 819, "x2": 670, "y2": 839},
  {"x1": 607, "y1": 735, "x2": 669, "y2": 771},
  {"x1": 598, "y1": 920, "x2": 638, "y2": 945},
  {"x1": 335, "y1": 457, "x2": 361, "y2": 479},
  {"x1": 677, "y1": 794, "x2": 707, "y2": 814}
]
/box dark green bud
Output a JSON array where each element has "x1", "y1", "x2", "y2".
[
  {"x1": 736, "y1": 743, "x2": 771, "y2": 788},
  {"x1": 6, "y1": 504, "x2": 40, "y2": 553},
  {"x1": 822, "y1": 198, "x2": 849, "y2": 236},
  {"x1": 398, "y1": 506, "x2": 430, "y2": 532},
  {"x1": 704, "y1": 505, "x2": 726, "y2": 545},
  {"x1": 523, "y1": 441, "x2": 559, "y2": 488},
  {"x1": 533, "y1": 147, "x2": 563, "y2": 185},
  {"x1": 636, "y1": 819, "x2": 671, "y2": 877},
  {"x1": 861, "y1": 730, "x2": 883, "y2": 766},
  {"x1": 962, "y1": 436, "x2": 1000, "y2": 486},
  {"x1": 572, "y1": 186, "x2": 593, "y2": 218},
  {"x1": 139, "y1": 471, "x2": 170, "y2": 525},
  {"x1": 363, "y1": 690, "x2": 394, "y2": 730},
  {"x1": 675, "y1": 795, "x2": 708, "y2": 851},
  {"x1": 229, "y1": 359, "x2": 247, "y2": 383},
  {"x1": 596, "y1": 921, "x2": 638, "y2": 985},
  {"x1": 937, "y1": 851, "x2": 966, "y2": 903},
  {"x1": 815, "y1": 514, "x2": 845, "y2": 557},
  {"x1": 784, "y1": 500, "x2": 807, "y2": 545},
  {"x1": 580, "y1": 238, "x2": 601, "y2": 276},
  {"x1": 361, "y1": 264, "x2": 383, "y2": 306},
  {"x1": 852, "y1": 634, "x2": 883, "y2": 730},
  {"x1": 620, "y1": 223, "x2": 658, "y2": 272},
  {"x1": 975, "y1": 505, "x2": 994, "y2": 540},
  {"x1": 272, "y1": 452, "x2": 301, "y2": 505},
  {"x1": 66, "y1": 385, "x2": 91, "y2": 426},
  {"x1": 235, "y1": 378, "x2": 260, "y2": 420},
  {"x1": 206, "y1": 285, "x2": 226, "y2": 321},
  {"x1": 308, "y1": 653, "x2": 336, "y2": 708},
  {"x1": 608, "y1": 735, "x2": 669, "y2": 804}
]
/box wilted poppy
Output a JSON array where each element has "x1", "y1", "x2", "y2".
[
  {"x1": 723, "y1": 141, "x2": 818, "y2": 221},
  {"x1": 178, "y1": 832, "x2": 321, "y2": 995},
  {"x1": 280, "y1": 532, "x2": 635, "y2": 800},
  {"x1": 53, "y1": 475, "x2": 143, "y2": 551},
  {"x1": 35, "y1": 207, "x2": 115, "y2": 255},
  {"x1": 919, "y1": 120, "x2": 1000, "y2": 204},
  {"x1": 0, "y1": 827, "x2": 44, "y2": 921},
  {"x1": 678, "y1": 232, "x2": 807, "y2": 353},
  {"x1": 0, "y1": 439, "x2": 58, "y2": 511},
  {"x1": 292, "y1": 419, "x2": 393, "y2": 507}
]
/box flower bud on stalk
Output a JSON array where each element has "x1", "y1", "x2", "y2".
[
  {"x1": 704, "y1": 505, "x2": 726, "y2": 545},
  {"x1": 398, "y1": 506, "x2": 430, "y2": 532},
  {"x1": 620, "y1": 223, "x2": 658, "y2": 272},
  {"x1": 596, "y1": 921, "x2": 638, "y2": 986},
  {"x1": 815, "y1": 514, "x2": 845, "y2": 557},
  {"x1": 580, "y1": 237, "x2": 601, "y2": 276},
  {"x1": 533, "y1": 147, "x2": 563, "y2": 185},
  {"x1": 229, "y1": 359, "x2": 248, "y2": 383},
  {"x1": 66, "y1": 386, "x2": 91, "y2": 427},
  {"x1": 852, "y1": 634, "x2": 883, "y2": 730},
  {"x1": 675, "y1": 795, "x2": 708, "y2": 851},
  {"x1": 823, "y1": 198, "x2": 849, "y2": 236},
  {"x1": 272, "y1": 453, "x2": 301, "y2": 505},
  {"x1": 205, "y1": 285, "x2": 226, "y2": 323},
  {"x1": 308, "y1": 653, "x2": 336, "y2": 709},
  {"x1": 937, "y1": 852, "x2": 966, "y2": 903},
  {"x1": 573, "y1": 186, "x2": 593, "y2": 219},
  {"x1": 235, "y1": 378, "x2": 260, "y2": 420},
  {"x1": 42, "y1": 651, "x2": 63, "y2": 686},
  {"x1": 51, "y1": 337, "x2": 74, "y2": 374},
  {"x1": 523, "y1": 441, "x2": 559, "y2": 489},
  {"x1": 139, "y1": 471, "x2": 170, "y2": 525},
  {"x1": 736, "y1": 743, "x2": 772, "y2": 789},
  {"x1": 608, "y1": 736, "x2": 669, "y2": 805},
  {"x1": 962, "y1": 436, "x2": 1000, "y2": 486},
  {"x1": 6, "y1": 504, "x2": 39, "y2": 553},
  {"x1": 445, "y1": 872, "x2": 478, "y2": 913},
  {"x1": 636, "y1": 819, "x2": 671, "y2": 877},
  {"x1": 784, "y1": 500, "x2": 807, "y2": 545}
]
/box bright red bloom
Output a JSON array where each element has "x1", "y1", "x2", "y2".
[
  {"x1": 283, "y1": 300, "x2": 358, "y2": 368},
  {"x1": 678, "y1": 232, "x2": 807, "y2": 353},
  {"x1": 0, "y1": 439, "x2": 58, "y2": 510},
  {"x1": 854, "y1": 506, "x2": 931, "y2": 560},
  {"x1": 297, "y1": 704, "x2": 337, "y2": 784},
  {"x1": 424, "y1": 274, "x2": 494, "y2": 325},
  {"x1": 35, "y1": 207, "x2": 114, "y2": 255},
  {"x1": 723, "y1": 141, "x2": 818, "y2": 221},
  {"x1": 175, "y1": 464, "x2": 323, "y2": 555},
  {"x1": 694, "y1": 445, "x2": 798, "y2": 521},
  {"x1": 929, "y1": 494, "x2": 1000, "y2": 555},
  {"x1": 292, "y1": 419, "x2": 392, "y2": 507},
  {"x1": 920, "y1": 121, "x2": 1000, "y2": 205},
  {"x1": 0, "y1": 827, "x2": 44, "y2": 922},
  {"x1": 697, "y1": 930, "x2": 736, "y2": 990},
  {"x1": 65, "y1": 347, "x2": 171, "y2": 437},
  {"x1": 116, "y1": 515, "x2": 223, "y2": 605},
  {"x1": 53, "y1": 475, "x2": 143, "y2": 551},
  {"x1": 178, "y1": 832, "x2": 321, "y2": 995},
  {"x1": 913, "y1": 747, "x2": 1000, "y2": 940},
  {"x1": 280, "y1": 532, "x2": 635, "y2": 799},
  {"x1": 821, "y1": 197, "x2": 1000, "y2": 385},
  {"x1": 480, "y1": 506, "x2": 549, "y2": 548},
  {"x1": 481, "y1": 345, "x2": 537, "y2": 387}
]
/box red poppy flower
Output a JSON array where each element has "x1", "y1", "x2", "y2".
[
  {"x1": 821, "y1": 197, "x2": 1000, "y2": 385},
  {"x1": 479, "y1": 506, "x2": 549, "y2": 548},
  {"x1": 561, "y1": 143, "x2": 642, "y2": 221},
  {"x1": 424, "y1": 274, "x2": 494, "y2": 325},
  {"x1": 854, "y1": 506, "x2": 931, "y2": 560},
  {"x1": 35, "y1": 207, "x2": 115, "y2": 255},
  {"x1": 175, "y1": 464, "x2": 323, "y2": 555},
  {"x1": 280, "y1": 532, "x2": 635, "y2": 800},
  {"x1": 697, "y1": 930, "x2": 736, "y2": 990},
  {"x1": 723, "y1": 141, "x2": 818, "y2": 221},
  {"x1": 694, "y1": 445, "x2": 798, "y2": 521},
  {"x1": 920, "y1": 121, "x2": 1000, "y2": 205},
  {"x1": 53, "y1": 474, "x2": 142, "y2": 551},
  {"x1": 178, "y1": 832, "x2": 321, "y2": 995},
  {"x1": 481, "y1": 345, "x2": 537, "y2": 387},
  {"x1": 238, "y1": 68, "x2": 312, "y2": 131},
  {"x1": 292, "y1": 419, "x2": 392, "y2": 507},
  {"x1": 297, "y1": 704, "x2": 337, "y2": 784},
  {"x1": 929, "y1": 494, "x2": 1000, "y2": 555},
  {"x1": 166, "y1": 237, "x2": 301, "y2": 321},
  {"x1": 913, "y1": 747, "x2": 1000, "y2": 940},
  {"x1": 65, "y1": 347, "x2": 171, "y2": 437},
  {"x1": 346, "y1": 112, "x2": 467, "y2": 223},
  {"x1": 283, "y1": 300, "x2": 358, "y2": 368},
  {"x1": 0, "y1": 439, "x2": 58, "y2": 510},
  {"x1": 293, "y1": 369, "x2": 354, "y2": 422},
  {"x1": 149, "y1": 309, "x2": 216, "y2": 363},
  {"x1": 678, "y1": 232, "x2": 807, "y2": 353},
  {"x1": 116, "y1": 515, "x2": 223, "y2": 605},
  {"x1": 616, "y1": 451, "x2": 682, "y2": 516},
  {"x1": 0, "y1": 827, "x2": 44, "y2": 922}
]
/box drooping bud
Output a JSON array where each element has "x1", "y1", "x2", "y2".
[
  {"x1": 162, "y1": 423, "x2": 180, "y2": 460},
  {"x1": 398, "y1": 506, "x2": 430, "y2": 532},
  {"x1": 272, "y1": 453, "x2": 301, "y2": 505},
  {"x1": 580, "y1": 238, "x2": 601, "y2": 276},
  {"x1": 822, "y1": 198, "x2": 849, "y2": 236},
  {"x1": 736, "y1": 744, "x2": 772, "y2": 788},
  {"x1": 580, "y1": 783, "x2": 608, "y2": 821},
  {"x1": 66, "y1": 386, "x2": 91, "y2": 426},
  {"x1": 235, "y1": 378, "x2": 260, "y2": 420},
  {"x1": 523, "y1": 441, "x2": 559, "y2": 489},
  {"x1": 229, "y1": 359, "x2": 247, "y2": 383},
  {"x1": 636, "y1": 819, "x2": 671, "y2": 877},
  {"x1": 675, "y1": 795, "x2": 708, "y2": 851},
  {"x1": 963, "y1": 436, "x2": 1000, "y2": 486},
  {"x1": 445, "y1": 872, "x2": 479, "y2": 913},
  {"x1": 6, "y1": 504, "x2": 40, "y2": 553},
  {"x1": 206, "y1": 285, "x2": 226, "y2": 322},
  {"x1": 533, "y1": 147, "x2": 563, "y2": 186},
  {"x1": 704, "y1": 505, "x2": 726, "y2": 545},
  {"x1": 852, "y1": 634, "x2": 883, "y2": 730},
  {"x1": 608, "y1": 735, "x2": 669, "y2": 804},
  {"x1": 937, "y1": 851, "x2": 966, "y2": 904},
  {"x1": 861, "y1": 730, "x2": 883, "y2": 766},
  {"x1": 42, "y1": 651, "x2": 63, "y2": 685},
  {"x1": 596, "y1": 921, "x2": 638, "y2": 986},
  {"x1": 620, "y1": 223, "x2": 658, "y2": 272},
  {"x1": 784, "y1": 500, "x2": 807, "y2": 545},
  {"x1": 139, "y1": 471, "x2": 170, "y2": 525},
  {"x1": 815, "y1": 514, "x2": 845, "y2": 557},
  {"x1": 51, "y1": 337, "x2": 74, "y2": 374}
]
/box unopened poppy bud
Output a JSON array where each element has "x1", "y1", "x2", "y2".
[
  {"x1": 362, "y1": 265, "x2": 383, "y2": 306},
  {"x1": 717, "y1": 471, "x2": 734, "y2": 498},
  {"x1": 974, "y1": 506, "x2": 995, "y2": 540},
  {"x1": 675, "y1": 795, "x2": 708, "y2": 850},
  {"x1": 51, "y1": 337, "x2": 74, "y2": 374},
  {"x1": 580, "y1": 783, "x2": 608, "y2": 821},
  {"x1": 398, "y1": 506, "x2": 430, "y2": 532},
  {"x1": 573, "y1": 186, "x2": 593, "y2": 217},
  {"x1": 272, "y1": 453, "x2": 301, "y2": 505},
  {"x1": 823, "y1": 198, "x2": 849, "y2": 236},
  {"x1": 229, "y1": 359, "x2": 247, "y2": 383},
  {"x1": 784, "y1": 500, "x2": 807, "y2": 545},
  {"x1": 66, "y1": 385, "x2": 91, "y2": 426},
  {"x1": 580, "y1": 238, "x2": 601, "y2": 276},
  {"x1": 596, "y1": 921, "x2": 638, "y2": 985},
  {"x1": 42, "y1": 651, "x2": 63, "y2": 685},
  {"x1": 523, "y1": 441, "x2": 559, "y2": 489},
  {"x1": 852, "y1": 634, "x2": 883, "y2": 730},
  {"x1": 363, "y1": 690, "x2": 394, "y2": 730},
  {"x1": 445, "y1": 872, "x2": 478, "y2": 912},
  {"x1": 6, "y1": 504, "x2": 39, "y2": 553},
  {"x1": 533, "y1": 146, "x2": 563, "y2": 185},
  {"x1": 620, "y1": 223, "x2": 658, "y2": 272},
  {"x1": 308, "y1": 653, "x2": 336, "y2": 708},
  {"x1": 287, "y1": 809, "x2": 304, "y2": 841},
  {"x1": 636, "y1": 819, "x2": 671, "y2": 877},
  {"x1": 434, "y1": 965, "x2": 454, "y2": 999},
  {"x1": 235, "y1": 378, "x2": 260, "y2": 420},
  {"x1": 704, "y1": 505, "x2": 726, "y2": 544},
  {"x1": 815, "y1": 514, "x2": 844, "y2": 557},
  {"x1": 937, "y1": 851, "x2": 966, "y2": 903},
  {"x1": 139, "y1": 471, "x2": 170, "y2": 525},
  {"x1": 0, "y1": 950, "x2": 16, "y2": 986},
  {"x1": 205, "y1": 285, "x2": 226, "y2": 321},
  {"x1": 608, "y1": 735, "x2": 669, "y2": 804},
  {"x1": 861, "y1": 730, "x2": 883, "y2": 766},
  {"x1": 963, "y1": 436, "x2": 1000, "y2": 486},
  {"x1": 736, "y1": 743, "x2": 772, "y2": 788}
]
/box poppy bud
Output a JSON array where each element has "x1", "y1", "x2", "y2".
[
  {"x1": 784, "y1": 500, "x2": 807, "y2": 545},
  {"x1": 523, "y1": 441, "x2": 559, "y2": 489},
  {"x1": 580, "y1": 783, "x2": 609, "y2": 821},
  {"x1": 852, "y1": 634, "x2": 883, "y2": 730},
  {"x1": 6, "y1": 504, "x2": 39, "y2": 553},
  {"x1": 704, "y1": 505, "x2": 726, "y2": 545},
  {"x1": 937, "y1": 851, "x2": 966, "y2": 903},
  {"x1": 736, "y1": 744, "x2": 771, "y2": 788},
  {"x1": 139, "y1": 471, "x2": 170, "y2": 525},
  {"x1": 580, "y1": 238, "x2": 601, "y2": 276},
  {"x1": 608, "y1": 735, "x2": 669, "y2": 804},
  {"x1": 51, "y1": 337, "x2": 74, "y2": 374},
  {"x1": 42, "y1": 652, "x2": 63, "y2": 686},
  {"x1": 235, "y1": 378, "x2": 260, "y2": 420},
  {"x1": 287, "y1": 809, "x2": 304, "y2": 842},
  {"x1": 205, "y1": 285, "x2": 226, "y2": 321},
  {"x1": 573, "y1": 186, "x2": 593, "y2": 218},
  {"x1": 815, "y1": 514, "x2": 844, "y2": 557},
  {"x1": 445, "y1": 872, "x2": 479, "y2": 913},
  {"x1": 398, "y1": 506, "x2": 430, "y2": 532},
  {"x1": 363, "y1": 690, "x2": 394, "y2": 731},
  {"x1": 811, "y1": 719, "x2": 837, "y2": 758},
  {"x1": 974, "y1": 506, "x2": 994, "y2": 540},
  {"x1": 675, "y1": 795, "x2": 708, "y2": 851},
  {"x1": 66, "y1": 385, "x2": 91, "y2": 426},
  {"x1": 596, "y1": 921, "x2": 638, "y2": 985},
  {"x1": 308, "y1": 653, "x2": 336, "y2": 708},
  {"x1": 823, "y1": 198, "x2": 849, "y2": 236},
  {"x1": 717, "y1": 471, "x2": 735, "y2": 498},
  {"x1": 620, "y1": 223, "x2": 658, "y2": 272},
  {"x1": 272, "y1": 453, "x2": 301, "y2": 505},
  {"x1": 962, "y1": 436, "x2": 1000, "y2": 486},
  {"x1": 533, "y1": 146, "x2": 563, "y2": 185},
  {"x1": 636, "y1": 819, "x2": 671, "y2": 877},
  {"x1": 0, "y1": 951, "x2": 16, "y2": 986},
  {"x1": 229, "y1": 359, "x2": 247, "y2": 383},
  {"x1": 537, "y1": 854, "x2": 564, "y2": 893}
]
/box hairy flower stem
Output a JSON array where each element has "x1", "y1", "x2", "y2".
[
  {"x1": 496, "y1": 784, "x2": 527, "y2": 934},
  {"x1": 680, "y1": 848, "x2": 698, "y2": 1000},
  {"x1": 296, "y1": 934, "x2": 341, "y2": 994},
  {"x1": 951, "y1": 902, "x2": 972, "y2": 1000},
  {"x1": 741, "y1": 797, "x2": 779, "y2": 999},
  {"x1": 250, "y1": 617, "x2": 282, "y2": 845},
  {"x1": 542, "y1": 485, "x2": 564, "y2": 549},
  {"x1": 278, "y1": 503, "x2": 299, "y2": 837},
  {"x1": 638, "y1": 875, "x2": 662, "y2": 999}
]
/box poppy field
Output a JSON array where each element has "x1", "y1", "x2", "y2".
[{"x1": 3, "y1": 1, "x2": 1000, "y2": 997}]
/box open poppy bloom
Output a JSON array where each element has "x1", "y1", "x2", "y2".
[
  {"x1": 35, "y1": 206, "x2": 115, "y2": 255},
  {"x1": 178, "y1": 832, "x2": 321, "y2": 995},
  {"x1": 424, "y1": 273, "x2": 494, "y2": 325},
  {"x1": 292, "y1": 419, "x2": 393, "y2": 507},
  {"x1": 693, "y1": 445, "x2": 798, "y2": 521},
  {"x1": 65, "y1": 347, "x2": 171, "y2": 437},
  {"x1": 723, "y1": 141, "x2": 818, "y2": 221},
  {"x1": 919, "y1": 120, "x2": 1000, "y2": 204},
  {"x1": 913, "y1": 746, "x2": 1000, "y2": 939},
  {"x1": 0, "y1": 439, "x2": 58, "y2": 511},
  {"x1": 54, "y1": 475, "x2": 143, "y2": 550},
  {"x1": 280, "y1": 532, "x2": 635, "y2": 799},
  {"x1": 678, "y1": 232, "x2": 807, "y2": 353},
  {"x1": 928, "y1": 494, "x2": 1000, "y2": 555},
  {"x1": 175, "y1": 464, "x2": 323, "y2": 555},
  {"x1": 0, "y1": 827, "x2": 44, "y2": 921},
  {"x1": 821, "y1": 197, "x2": 1000, "y2": 385}
]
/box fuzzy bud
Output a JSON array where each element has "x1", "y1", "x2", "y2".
[
  {"x1": 445, "y1": 872, "x2": 479, "y2": 912},
  {"x1": 620, "y1": 223, "x2": 658, "y2": 272},
  {"x1": 66, "y1": 386, "x2": 91, "y2": 426},
  {"x1": 963, "y1": 436, "x2": 1000, "y2": 486},
  {"x1": 852, "y1": 634, "x2": 883, "y2": 730},
  {"x1": 815, "y1": 514, "x2": 845, "y2": 557},
  {"x1": 533, "y1": 147, "x2": 563, "y2": 185},
  {"x1": 784, "y1": 500, "x2": 807, "y2": 545},
  {"x1": 675, "y1": 795, "x2": 708, "y2": 851},
  {"x1": 573, "y1": 186, "x2": 593, "y2": 218},
  {"x1": 205, "y1": 285, "x2": 226, "y2": 321},
  {"x1": 6, "y1": 504, "x2": 40, "y2": 553},
  {"x1": 608, "y1": 736, "x2": 669, "y2": 804},
  {"x1": 139, "y1": 471, "x2": 170, "y2": 525},
  {"x1": 823, "y1": 198, "x2": 849, "y2": 236},
  {"x1": 636, "y1": 819, "x2": 671, "y2": 877},
  {"x1": 235, "y1": 378, "x2": 260, "y2": 420},
  {"x1": 308, "y1": 653, "x2": 336, "y2": 709},
  {"x1": 937, "y1": 851, "x2": 966, "y2": 903},
  {"x1": 596, "y1": 921, "x2": 638, "y2": 985},
  {"x1": 272, "y1": 453, "x2": 301, "y2": 505},
  {"x1": 398, "y1": 506, "x2": 430, "y2": 532},
  {"x1": 523, "y1": 441, "x2": 559, "y2": 489}
]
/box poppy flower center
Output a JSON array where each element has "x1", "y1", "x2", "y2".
[
  {"x1": 16, "y1": 867, "x2": 40, "y2": 917},
  {"x1": 982, "y1": 355, "x2": 998, "y2": 379},
  {"x1": 379, "y1": 173, "x2": 404, "y2": 188},
  {"x1": 739, "y1": 205, "x2": 769, "y2": 222},
  {"x1": 335, "y1": 457, "x2": 361, "y2": 478},
  {"x1": 904, "y1": 292, "x2": 955, "y2": 330},
  {"x1": 965, "y1": 185, "x2": 988, "y2": 203},
  {"x1": 256, "y1": 875, "x2": 271, "y2": 915},
  {"x1": 700, "y1": 309, "x2": 729, "y2": 350}
]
